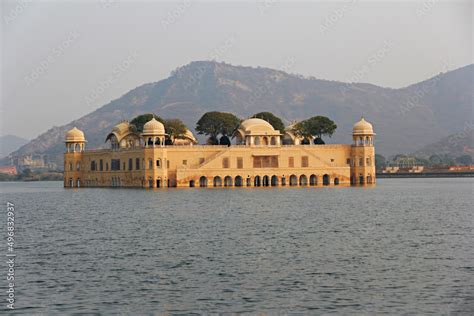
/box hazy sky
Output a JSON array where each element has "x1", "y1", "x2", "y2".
[{"x1": 1, "y1": 0, "x2": 472, "y2": 139}]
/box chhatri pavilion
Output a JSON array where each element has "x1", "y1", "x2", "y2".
[{"x1": 63, "y1": 117, "x2": 376, "y2": 188}]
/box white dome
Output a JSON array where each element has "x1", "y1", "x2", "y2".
[
  {"x1": 142, "y1": 118, "x2": 165, "y2": 135},
  {"x1": 65, "y1": 127, "x2": 85, "y2": 142},
  {"x1": 353, "y1": 117, "x2": 374, "y2": 135}
]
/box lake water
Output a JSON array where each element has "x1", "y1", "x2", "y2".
[{"x1": 0, "y1": 179, "x2": 473, "y2": 314}]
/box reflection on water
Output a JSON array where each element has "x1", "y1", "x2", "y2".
[{"x1": 0, "y1": 178, "x2": 473, "y2": 314}]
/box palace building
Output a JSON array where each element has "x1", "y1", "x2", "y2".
[{"x1": 63, "y1": 117, "x2": 376, "y2": 188}]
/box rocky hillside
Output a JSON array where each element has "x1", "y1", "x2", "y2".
[
  {"x1": 413, "y1": 130, "x2": 474, "y2": 159},
  {"x1": 6, "y1": 61, "x2": 473, "y2": 165}
]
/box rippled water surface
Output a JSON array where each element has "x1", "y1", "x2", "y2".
[{"x1": 1, "y1": 179, "x2": 473, "y2": 314}]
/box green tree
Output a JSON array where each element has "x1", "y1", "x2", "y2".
[
  {"x1": 196, "y1": 111, "x2": 240, "y2": 145},
  {"x1": 130, "y1": 113, "x2": 164, "y2": 132},
  {"x1": 164, "y1": 119, "x2": 188, "y2": 144},
  {"x1": 455, "y1": 155, "x2": 473, "y2": 166},
  {"x1": 251, "y1": 112, "x2": 285, "y2": 133},
  {"x1": 291, "y1": 116, "x2": 337, "y2": 144}
]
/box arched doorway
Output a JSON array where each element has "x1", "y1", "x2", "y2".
[
  {"x1": 310, "y1": 174, "x2": 317, "y2": 186},
  {"x1": 262, "y1": 175, "x2": 270, "y2": 187},
  {"x1": 281, "y1": 176, "x2": 286, "y2": 186},
  {"x1": 214, "y1": 176, "x2": 222, "y2": 187},
  {"x1": 76, "y1": 178, "x2": 81, "y2": 188},
  {"x1": 323, "y1": 174, "x2": 330, "y2": 185},
  {"x1": 359, "y1": 175, "x2": 364, "y2": 184},
  {"x1": 199, "y1": 176, "x2": 208, "y2": 187},
  {"x1": 156, "y1": 178, "x2": 162, "y2": 188},
  {"x1": 246, "y1": 177, "x2": 251, "y2": 187},
  {"x1": 189, "y1": 180, "x2": 195, "y2": 187},
  {"x1": 254, "y1": 175, "x2": 261, "y2": 187},
  {"x1": 271, "y1": 175, "x2": 278, "y2": 186},
  {"x1": 367, "y1": 175, "x2": 372, "y2": 184},
  {"x1": 299, "y1": 175, "x2": 308, "y2": 186},
  {"x1": 334, "y1": 178, "x2": 339, "y2": 185},
  {"x1": 235, "y1": 176, "x2": 243, "y2": 187},
  {"x1": 224, "y1": 176, "x2": 233, "y2": 187},
  {"x1": 289, "y1": 175, "x2": 298, "y2": 186}
]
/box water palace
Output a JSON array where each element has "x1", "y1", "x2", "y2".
[{"x1": 63, "y1": 117, "x2": 376, "y2": 188}]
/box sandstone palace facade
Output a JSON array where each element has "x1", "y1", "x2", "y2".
[{"x1": 63, "y1": 117, "x2": 376, "y2": 188}]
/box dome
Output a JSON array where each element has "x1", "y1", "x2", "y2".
[
  {"x1": 353, "y1": 117, "x2": 374, "y2": 135},
  {"x1": 65, "y1": 127, "x2": 85, "y2": 142},
  {"x1": 111, "y1": 121, "x2": 130, "y2": 136},
  {"x1": 237, "y1": 118, "x2": 278, "y2": 135},
  {"x1": 183, "y1": 129, "x2": 197, "y2": 142},
  {"x1": 142, "y1": 118, "x2": 165, "y2": 135}
]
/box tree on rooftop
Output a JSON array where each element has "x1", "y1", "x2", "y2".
[
  {"x1": 291, "y1": 116, "x2": 337, "y2": 144},
  {"x1": 164, "y1": 119, "x2": 188, "y2": 144},
  {"x1": 251, "y1": 112, "x2": 285, "y2": 133},
  {"x1": 130, "y1": 114, "x2": 164, "y2": 132},
  {"x1": 196, "y1": 111, "x2": 240, "y2": 145}
]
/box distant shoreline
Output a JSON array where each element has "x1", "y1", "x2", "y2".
[{"x1": 377, "y1": 172, "x2": 474, "y2": 178}]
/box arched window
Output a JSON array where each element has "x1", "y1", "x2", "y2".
[
  {"x1": 254, "y1": 137, "x2": 260, "y2": 145},
  {"x1": 270, "y1": 137, "x2": 277, "y2": 146},
  {"x1": 199, "y1": 176, "x2": 208, "y2": 187},
  {"x1": 128, "y1": 158, "x2": 133, "y2": 170},
  {"x1": 213, "y1": 176, "x2": 222, "y2": 187},
  {"x1": 299, "y1": 175, "x2": 308, "y2": 186},
  {"x1": 147, "y1": 137, "x2": 153, "y2": 146},
  {"x1": 254, "y1": 175, "x2": 261, "y2": 187},
  {"x1": 155, "y1": 138, "x2": 160, "y2": 146},
  {"x1": 224, "y1": 176, "x2": 233, "y2": 187},
  {"x1": 262, "y1": 137, "x2": 269, "y2": 146},
  {"x1": 149, "y1": 159, "x2": 153, "y2": 169},
  {"x1": 271, "y1": 175, "x2": 278, "y2": 186},
  {"x1": 69, "y1": 162, "x2": 73, "y2": 171},
  {"x1": 289, "y1": 175, "x2": 298, "y2": 186},
  {"x1": 334, "y1": 178, "x2": 340, "y2": 185},
  {"x1": 156, "y1": 159, "x2": 161, "y2": 168},
  {"x1": 76, "y1": 162, "x2": 81, "y2": 171},
  {"x1": 323, "y1": 174, "x2": 330, "y2": 185}
]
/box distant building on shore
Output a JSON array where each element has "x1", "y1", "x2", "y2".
[
  {"x1": 63, "y1": 117, "x2": 376, "y2": 188},
  {"x1": 0, "y1": 166, "x2": 17, "y2": 175}
]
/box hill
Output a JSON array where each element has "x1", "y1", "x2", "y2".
[
  {"x1": 0, "y1": 135, "x2": 29, "y2": 159},
  {"x1": 5, "y1": 61, "x2": 474, "y2": 166},
  {"x1": 413, "y1": 130, "x2": 474, "y2": 159}
]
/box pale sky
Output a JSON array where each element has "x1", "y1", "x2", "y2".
[{"x1": 1, "y1": 0, "x2": 472, "y2": 139}]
